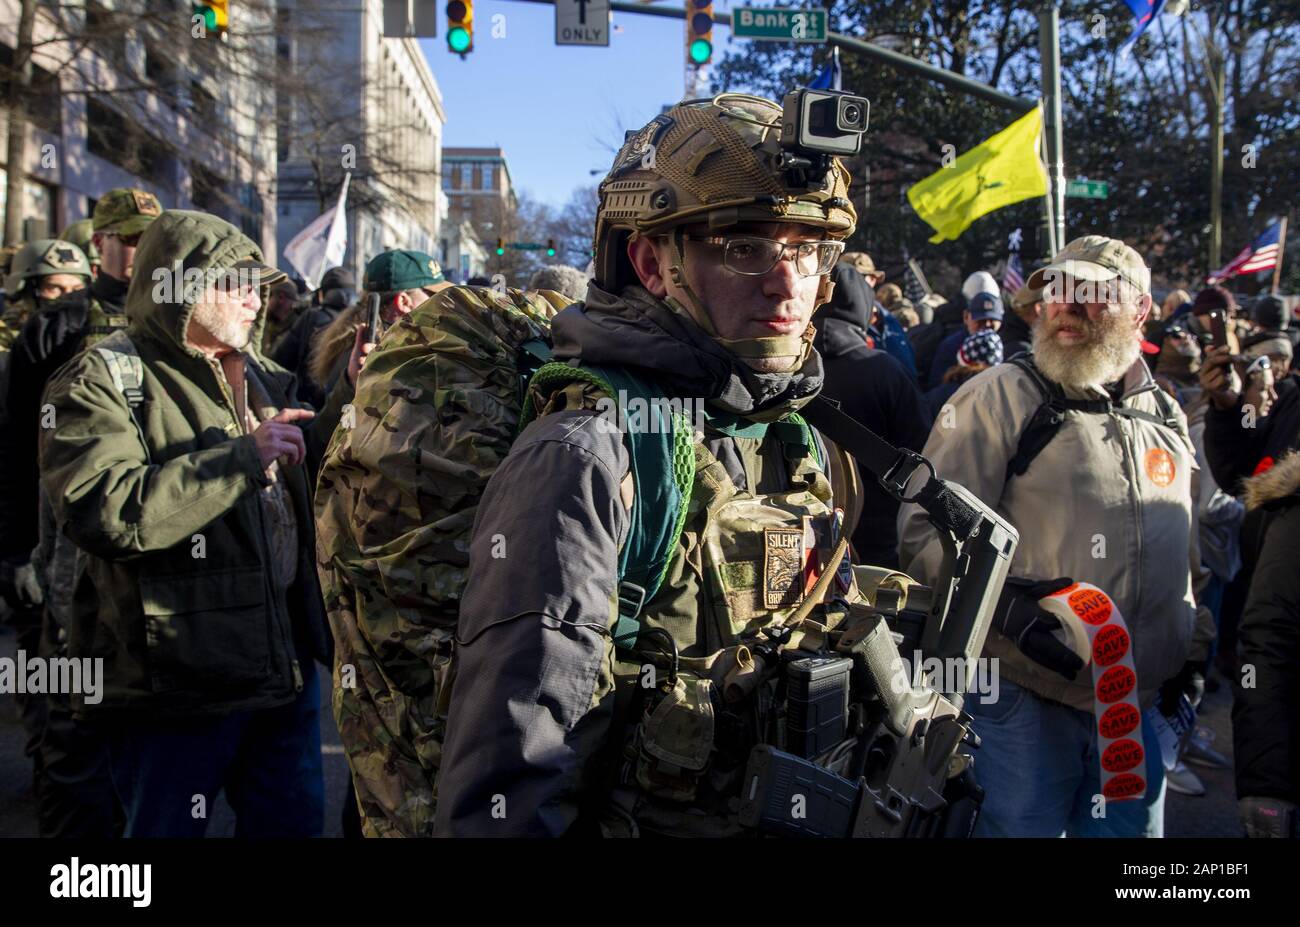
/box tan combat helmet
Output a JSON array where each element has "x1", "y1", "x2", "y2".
[
  {"x1": 5, "y1": 239, "x2": 92, "y2": 300},
  {"x1": 593, "y1": 93, "x2": 857, "y2": 296}
]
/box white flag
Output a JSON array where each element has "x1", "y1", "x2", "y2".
[{"x1": 283, "y1": 172, "x2": 350, "y2": 290}]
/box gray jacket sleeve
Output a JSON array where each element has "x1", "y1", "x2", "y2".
[{"x1": 434, "y1": 410, "x2": 629, "y2": 836}]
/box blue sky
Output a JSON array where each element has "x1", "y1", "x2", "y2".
[{"x1": 420, "y1": 1, "x2": 751, "y2": 208}]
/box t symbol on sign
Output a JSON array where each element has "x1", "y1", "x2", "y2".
[{"x1": 576, "y1": 0, "x2": 588, "y2": 24}]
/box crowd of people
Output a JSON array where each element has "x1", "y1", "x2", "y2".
[{"x1": 0, "y1": 99, "x2": 1296, "y2": 840}]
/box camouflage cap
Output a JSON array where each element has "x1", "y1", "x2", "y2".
[
  {"x1": 92, "y1": 187, "x2": 163, "y2": 236},
  {"x1": 363, "y1": 250, "x2": 447, "y2": 293},
  {"x1": 1028, "y1": 235, "x2": 1151, "y2": 295},
  {"x1": 841, "y1": 251, "x2": 883, "y2": 281}
]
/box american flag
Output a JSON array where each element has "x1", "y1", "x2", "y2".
[
  {"x1": 1002, "y1": 252, "x2": 1025, "y2": 293},
  {"x1": 1208, "y1": 219, "x2": 1283, "y2": 284}
]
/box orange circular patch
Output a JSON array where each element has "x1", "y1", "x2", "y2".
[
  {"x1": 1068, "y1": 587, "x2": 1113, "y2": 625},
  {"x1": 1092, "y1": 624, "x2": 1131, "y2": 667},
  {"x1": 1102, "y1": 738, "x2": 1146, "y2": 773},
  {"x1": 1145, "y1": 448, "x2": 1176, "y2": 487},
  {"x1": 1103, "y1": 773, "x2": 1147, "y2": 800},
  {"x1": 1096, "y1": 665, "x2": 1137, "y2": 704},
  {"x1": 1099, "y1": 702, "x2": 1141, "y2": 740}
]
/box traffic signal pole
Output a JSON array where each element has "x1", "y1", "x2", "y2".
[
  {"x1": 511, "y1": 0, "x2": 1037, "y2": 115},
  {"x1": 1037, "y1": 3, "x2": 1065, "y2": 256}
]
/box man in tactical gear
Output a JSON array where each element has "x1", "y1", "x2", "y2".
[
  {"x1": 434, "y1": 94, "x2": 869, "y2": 836},
  {"x1": 0, "y1": 239, "x2": 126, "y2": 836}
]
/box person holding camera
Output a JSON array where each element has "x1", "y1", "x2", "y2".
[{"x1": 1199, "y1": 295, "x2": 1300, "y2": 838}]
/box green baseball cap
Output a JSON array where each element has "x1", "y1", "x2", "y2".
[
  {"x1": 362, "y1": 250, "x2": 446, "y2": 293},
  {"x1": 1027, "y1": 235, "x2": 1151, "y2": 296},
  {"x1": 92, "y1": 188, "x2": 163, "y2": 236}
]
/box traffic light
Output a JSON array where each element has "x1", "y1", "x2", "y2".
[
  {"x1": 686, "y1": 1, "x2": 713, "y2": 66},
  {"x1": 546, "y1": 238, "x2": 556, "y2": 257},
  {"x1": 446, "y1": 0, "x2": 473, "y2": 55},
  {"x1": 495, "y1": 237, "x2": 505, "y2": 256},
  {"x1": 193, "y1": 0, "x2": 229, "y2": 35}
]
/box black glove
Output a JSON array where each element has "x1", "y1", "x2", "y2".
[
  {"x1": 1158, "y1": 659, "x2": 1207, "y2": 717},
  {"x1": 991, "y1": 576, "x2": 1084, "y2": 681}
]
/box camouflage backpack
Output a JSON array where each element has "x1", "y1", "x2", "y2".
[{"x1": 314, "y1": 284, "x2": 705, "y2": 836}]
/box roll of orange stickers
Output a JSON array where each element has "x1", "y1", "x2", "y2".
[{"x1": 1039, "y1": 582, "x2": 1147, "y2": 803}]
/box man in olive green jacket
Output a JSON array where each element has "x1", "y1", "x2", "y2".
[{"x1": 40, "y1": 210, "x2": 363, "y2": 837}]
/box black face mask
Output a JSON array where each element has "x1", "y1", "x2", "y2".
[{"x1": 36, "y1": 289, "x2": 91, "y2": 317}]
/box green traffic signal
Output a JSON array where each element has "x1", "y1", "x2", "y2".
[
  {"x1": 689, "y1": 38, "x2": 712, "y2": 65},
  {"x1": 448, "y1": 26, "x2": 471, "y2": 53}
]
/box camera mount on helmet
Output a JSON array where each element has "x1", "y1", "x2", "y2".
[{"x1": 779, "y1": 89, "x2": 870, "y2": 189}]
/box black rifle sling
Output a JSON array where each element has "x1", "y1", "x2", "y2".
[
  {"x1": 803, "y1": 394, "x2": 982, "y2": 542},
  {"x1": 1004, "y1": 354, "x2": 1180, "y2": 481}
]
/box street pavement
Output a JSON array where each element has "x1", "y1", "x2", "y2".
[{"x1": 0, "y1": 622, "x2": 1241, "y2": 838}]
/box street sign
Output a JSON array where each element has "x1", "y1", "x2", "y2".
[
  {"x1": 555, "y1": 0, "x2": 610, "y2": 47},
  {"x1": 732, "y1": 6, "x2": 828, "y2": 43},
  {"x1": 1065, "y1": 179, "x2": 1110, "y2": 199}
]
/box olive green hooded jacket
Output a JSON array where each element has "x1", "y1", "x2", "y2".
[{"x1": 39, "y1": 210, "x2": 352, "y2": 718}]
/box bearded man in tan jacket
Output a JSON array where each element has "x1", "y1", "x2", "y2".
[{"x1": 899, "y1": 236, "x2": 1199, "y2": 838}]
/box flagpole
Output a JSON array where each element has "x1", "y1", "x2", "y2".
[
  {"x1": 318, "y1": 172, "x2": 351, "y2": 288},
  {"x1": 1037, "y1": 4, "x2": 1066, "y2": 254},
  {"x1": 1037, "y1": 100, "x2": 1058, "y2": 256},
  {"x1": 1272, "y1": 216, "x2": 1288, "y2": 295}
]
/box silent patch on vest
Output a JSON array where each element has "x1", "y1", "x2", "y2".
[{"x1": 763, "y1": 527, "x2": 805, "y2": 609}]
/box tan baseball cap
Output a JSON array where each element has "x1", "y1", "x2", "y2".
[
  {"x1": 1027, "y1": 235, "x2": 1151, "y2": 295},
  {"x1": 1011, "y1": 283, "x2": 1042, "y2": 310},
  {"x1": 841, "y1": 251, "x2": 883, "y2": 281}
]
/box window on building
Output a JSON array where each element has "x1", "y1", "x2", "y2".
[
  {"x1": 86, "y1": 97, "x2": 170, "y2": 182},
  {"x1": 144, "y1": 42, "x2": 176, "y2": 90},
  {"x1": 0, "y1": 44, "x2": 61, "y2": 135},
  {"x1": 83, "y1": 2, "x2": 128, "y2": 70},
  {"x1": 460, "y1": 164, "x2": 472, "y2": 188},
  {"x1": 190, "y1": 80, "x2": 218, "y2": 127},
  {"x1": 479, "y1": 165, "x2": 493, "y2": 191},
  {"x1": 191, "y1": 162, "x2": 226, "y2": 215}
]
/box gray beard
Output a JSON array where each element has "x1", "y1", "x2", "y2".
[
  {"x1": 190, "y1": 300, "x2": 253, "y2": 351},
  {"x1": 1032, "y1": 315, "x2": 1140, "y2": 390}
]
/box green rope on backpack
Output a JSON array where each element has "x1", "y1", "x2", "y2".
[{"x1": 520, "y1": 361, "x2": 695, "y2": 648}]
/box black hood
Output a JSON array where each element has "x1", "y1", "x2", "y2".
[
  {"x1": 814, "y1": 264, "x2": 873, "y2": 358},
  {"x1": 551, "y1": 283, "x2": 823, "y2": 419}
]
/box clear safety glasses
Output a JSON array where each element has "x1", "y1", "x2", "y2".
[{"x1": 681, "y1": 235, "x2": 844, "y2": 278}]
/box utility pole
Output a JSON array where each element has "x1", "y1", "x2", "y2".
[
  {"x1": 1037, "y1": 2, "x2": 1065, "y2": 257},
  {"x1": 4, "y1": 0, "x2": 38, "y2": 246},
  {"x1": 1208, "y1": 47, "x2": 1224, "y2": 271}
]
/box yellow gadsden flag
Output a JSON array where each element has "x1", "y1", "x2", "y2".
[{"x1": 907, "y1": 106, "x2": 1048, "y2": 243}]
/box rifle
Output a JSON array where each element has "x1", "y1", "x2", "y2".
[{"x1": 737, "y1": 395, "x2": 1018, "y2": 837}]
